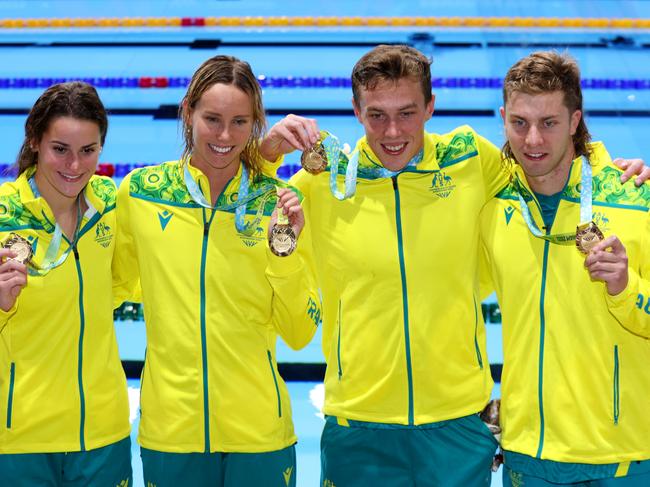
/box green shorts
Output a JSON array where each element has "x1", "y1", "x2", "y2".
[
  {"x1": 140, "y1": 444, "x2": 296, "y2": 487},
  {"x1": 0, "y1": 436, "x2": 131, "y2": 487},
  {"x1": 504, "y1": 451, "x2": 650, "y2": 486},
  {"x1": 320, "y1": 413, "x2": 498, "y2": 487}
]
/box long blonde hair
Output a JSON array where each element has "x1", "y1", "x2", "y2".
[{"x1": 180, "y1": 55, "x2": 266, "y2": 177}]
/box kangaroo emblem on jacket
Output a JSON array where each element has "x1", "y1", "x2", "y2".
[{"x1": 430, "y1": 170, "x2": 456, "y2": 198}]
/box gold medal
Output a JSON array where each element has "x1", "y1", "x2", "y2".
[
  {"x1": 2, "y1": 233, "x2": 33, "y2": 264},
  {"x1": 576, "y1": 221, "x2": 604, "y2": 254},
  {"x1": 269, "y1": 223, "x2": 296, "y2": 257},
  {"x1": 300, "y1": 143, "x2": 328, "y2": 175},
  {"x1": 269, "y1": 201, "x2": 297, "y2": 257}
]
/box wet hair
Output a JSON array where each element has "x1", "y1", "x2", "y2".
[
  {"x1": 180, "y1": 55, "x2": 266, "y2": 176},
  {"x1": 351, "y1": 44, "x2": 432, "y2": 106},
  {"x1": 16, "y1": 81, "x2": 108, "y2": 175},
  {"x1": 502, "y1": 51, "x2": 591, "y2": 161}
]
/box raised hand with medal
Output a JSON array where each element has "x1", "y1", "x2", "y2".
[
  {"x1": 584, "y1": 235, "x2": 630, "y2": 295},
  {"x1": 259, "y1": 114, "x2": 320, "y2": 164},
  {"x1": 0, "y1": 243, "x2": 28, "y2": 312}
]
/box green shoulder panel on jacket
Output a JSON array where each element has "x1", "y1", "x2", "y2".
[
  {"x1": 0, "y1": 191, "x2": 43, "y2": 231},
  {"x1": 565, "y1": 166, "x2": 650, "y2": 209},
  {"x1": 436, "y1": 129, "x2": 479, "y2": 169},
  {"x1": 129, "y1": 162, "x2": 193, "y2": 205},
  {"x1": 89, "y1": 176, "x2": 116, "y2": 208},
  {"x1": 495, "y1": 180, "x2": 525, "y2": 201}
]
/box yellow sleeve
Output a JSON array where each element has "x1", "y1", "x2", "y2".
[
  {"x1": 288, "y1": 168, "x2": 312, "y2": 198},
  {"x1": 476, "y1": 132, "x2": 509, "y2": 200},
  {"x1": 112, "y1": 175, "x2": 142, "y2": 308},
  {"x1": 265, "y1": 191, "x2": 320, "y2": 350},
  {"x1": 605, "y1": 209, "x2": 650, "y2": 338},
  {"x1": 261, "y1": 154, "x2": 285, "y2": 178}
]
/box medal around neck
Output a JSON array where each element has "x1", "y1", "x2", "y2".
[
  {"x1": 269, "y1": 208, "x2": 297, "y2": 257},
  {"x1": 576, "y1": 221, "x2": 604, "y2": 254},
  {"x1": 3, "y1": 233, "x2": 33, "y2": 264},
  {"x1": 301, "y1": 139, "x2": 328, "y2": 175}
]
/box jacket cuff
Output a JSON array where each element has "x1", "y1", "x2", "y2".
[
  {"x1": 605, "y1": 269, "x2": 639, "y2": 310},
  {"x1": 0, "y1": 301, "x2": 18, "y2": 320}
]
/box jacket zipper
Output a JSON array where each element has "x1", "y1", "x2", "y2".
[
  {"x1": 392, "y1": 176, "x2": 414, "y2": 425},
  {"x1": 6, "y1": 362, "x2": 15, "y2": 428},
  {"x1": 613, "y1": 345, "x2": 620, "y2": 425},
  {"x1": 73, "y1": 246, "x2": 87, "y2": 451},
  {"x1": 337, "y1": 299, "x2": 343, "y2": 380},
  {"x1": 199, "y1": 210, "x2": 217, "y2": 452},
  {"x1": 535, "y1": 237, "x2": 551, "y2": 458}
]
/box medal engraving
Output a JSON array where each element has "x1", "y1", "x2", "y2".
[
  {"x1": 576, "y1": 222, "x2": 604, "y2": 254},
  {"x1": 300, "y1": 143, "x2": 328, "y2": 175},
  {"x1": 2, "y1": 233, "x2": 33, "y2": 264},
  {"x1": 269, "y1": 223, "x2": 296, "y2": 257}
]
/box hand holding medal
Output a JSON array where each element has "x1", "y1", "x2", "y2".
[
  {"x1": 583, "y1": 235, "x2": 630, "y2": 295},
  {"x1": 0, "y1": 233, "x2": 30, "y2": 312},
  {"x1": 268, "y1": 187, "x2": 303, "y2": 257},
  {"x1": 259, "y1": 114, "x2": 320, "y2": 164}
]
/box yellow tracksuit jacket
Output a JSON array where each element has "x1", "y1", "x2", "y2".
[
  {"x1": 113, "y1": 160, "x2": 320, "y2": 453},
  {"x1": 0, "y1": 172, "x2": 129, "y2": 453},
  {"x1": 479, "y1": 142, "x2": 650, "y2": 463},
  {"x1": 290, "y1": 126, "x2": 506, "y2": 425}
]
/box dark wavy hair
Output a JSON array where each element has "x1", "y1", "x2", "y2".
[{"x1": 16, "y1": 81, "x2": 108, "y2": 175}]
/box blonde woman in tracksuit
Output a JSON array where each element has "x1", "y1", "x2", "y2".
[
  {"x1": 113, "y1": 55, "x2": 321, "y2": 487},
  {"x1": 0, "y1": 82, "x2": 131, "y2": 486}
]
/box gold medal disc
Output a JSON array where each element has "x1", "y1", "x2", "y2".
[
  {"x1": 269, "y1": 223, "x2": 297, "y2": 257},
  {"x1": 300, "y1": 144, "x2": 328, "y2": 175},
  {"x1": 3, "y1": 233, "x2": 33, "y2": 264},
  {"x1": 576, "y1": 222, "x2": 604, "y2": 254}
]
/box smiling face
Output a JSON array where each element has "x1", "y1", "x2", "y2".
[
  {"x1": 353, "y1": 77, "x2": 434, "y2": 172},
  {"x1": 501, "y1": 90, "x2": 582, "y2": 194},
  {"x1": 187, "y1": 82, "x2": 254, "y2": 175},
  {"x1": 33, "y1": 116, "x2": 101, "y2": 203}
]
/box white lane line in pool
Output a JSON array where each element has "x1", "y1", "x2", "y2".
[
  {"x1": 128, "y1": 387, "x2": 140, "y2": 424},
  {"x1": 309, "y1": 383, "x2": 325, "y2": 420}
]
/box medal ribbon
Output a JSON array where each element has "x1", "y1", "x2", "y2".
[
  {"x1": 515, "y1": 156, "x2": 593, "y2": 245},
  {"x1": 275, "y1": 187, "x2": 289, "y2": 226},
  {"x1": 27, "y1": 176, "x2": 97, "y2": 276},
  {"x1": 323, "y1": 132, "x2": 358, "y2": 200},
  {"x1": 183, "y1": 159, "x2": 276, "y2": 235},
  {"x1": 325, "y1": 131, "x2": 424, "y2": 200}
]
